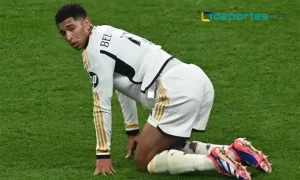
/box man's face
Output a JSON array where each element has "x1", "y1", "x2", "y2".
[{"x1": 58, "y1": 17, "x2": 91, "y2": 50}]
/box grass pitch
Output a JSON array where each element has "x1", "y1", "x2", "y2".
[{"x1": 0, "y1": 0, "x2": 299, "y2": 179}]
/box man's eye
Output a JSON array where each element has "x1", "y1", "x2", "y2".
[{"x1": 60, "y1": 31, "x2": 66, "y2": 36}]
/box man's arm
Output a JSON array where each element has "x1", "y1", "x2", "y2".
[
  {"x1": 115, "y1": 91, "x2": 139, "y2": 158},
  {"x1": 86, "y1": 51, "x2": 115, "y2": 159},
  {"x1": 115, "y1": 90, "x2": 139, "y2": 136}
]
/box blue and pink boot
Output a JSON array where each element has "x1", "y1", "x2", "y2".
[{"x1": 228, "y1": 138, "x2": 272, "y2": 173}]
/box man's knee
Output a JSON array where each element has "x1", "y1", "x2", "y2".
[
  {"x1": 135, "y1": 156, "x2": 148, "y2": 172},
  {"x1": 134, "y1": 140, "x2": 186, "y2": 172},
  {"x1": 135, "y1": 147, "x2": 158, "y2": 172},
  {"x1": 133, "y1": 123, "x2": 184, "y2": 172},
  {"x1": 170, "y1": 139, "x2": 187, "y2": 150}
]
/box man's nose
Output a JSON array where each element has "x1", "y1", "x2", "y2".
[{"x1": 65, "y1": 31, "x2": 73, "y2": 42}]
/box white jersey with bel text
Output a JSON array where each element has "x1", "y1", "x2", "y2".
[{"x1": 81, "y1": 25, "x2": 174, "y2": 158}]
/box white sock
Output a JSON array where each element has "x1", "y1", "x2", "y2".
[
  {"x1": 181, "y1": 141, "x2": 236, "y2": 160},
  {"x1": 147, "y1": 149, "x2": 216, "y2": 174}
]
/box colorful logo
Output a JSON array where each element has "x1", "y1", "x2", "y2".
[
  {"x1": 201, "y1": 12, "x2": 285, "y2": 22},
  {"x1": 201, "y1": 12, "x2": 212, "y2": 22}
]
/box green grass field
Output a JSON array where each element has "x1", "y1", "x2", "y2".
[{"x1": 0, "y1": 0, "x2": 299, "y2": 179}]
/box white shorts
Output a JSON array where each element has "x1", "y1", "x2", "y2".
[{"x1": 147, "y1": 62, "x2": 214, "y2": 138}]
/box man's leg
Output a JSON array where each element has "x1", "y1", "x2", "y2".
[
  {"x1": 180, "y1": 138, "x2": 272, "y2": 173},
  {"x1": 134, "y1": 122, "x2": 218, "y2": 173},
  {"x1": 134, "y1": 123, "x2": 252, "y2": 180},
  {"x1": 181, "y1": 140, "x2": 235, "y2": 157},
  {"x1": 134, "y1": 64, "x2": 251, "y2": 179}
]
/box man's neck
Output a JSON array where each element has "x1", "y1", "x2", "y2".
[{"x1": 83, "y1": 25, "x2": 94, "y2": 50}]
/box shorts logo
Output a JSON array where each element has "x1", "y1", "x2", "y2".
[{"x1": 88, "y1": 72, "x2": 99, "y2": 88}]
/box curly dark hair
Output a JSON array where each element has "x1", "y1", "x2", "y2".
[{"x1": 55, "y1": 3, "x2": 87, "y2": 24}]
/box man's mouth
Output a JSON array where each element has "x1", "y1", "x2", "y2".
[{"x1": 71, "y1": 42, "x2": 79, "y2": 48}]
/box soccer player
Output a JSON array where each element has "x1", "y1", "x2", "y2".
[{"x1": 55, "y1": 3, "x2": 272, "y2": 179}]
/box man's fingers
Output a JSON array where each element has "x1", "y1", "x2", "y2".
[
  {"x1": 125, "y1": 149, "x2": 131, "y2": 158},
  {"x1": 93, "y1": 168, "x2": 100, "y2": 175},
  {"x1": 110, "y1": 166, "x2": 116, "y2": 173},
  {"x1": 131, "y1": 140, "x2": 137, "y2": 152},
  {"x1": 104, "y1": 167, "x2": 114, "y2": 175},
  {"x1": 106, "y1": 166, "x2": 115, "y2": 174},
  {"x1": 93, "y1": 159, "x2": 115, "y2": 175},
  {"x1": 94, "y1": 167, "x2": 108, "y2": 176},
  {"x1": 126, "y1": 142, "x2": 134, "y2": 158},
  {"x1": 101, "y1": 167, "x2": 108, "y2": 176}
]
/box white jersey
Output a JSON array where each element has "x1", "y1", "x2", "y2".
[{"x1": 81, "y1": 25, "x2": 174, "y2": 158}]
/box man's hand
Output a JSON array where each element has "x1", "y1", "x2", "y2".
[
  {"x1": 93, "y1": 159, "x2": 116, "y2": 175},
  {"x1": 125, "y1": 135, "x2": 139, "y2": 158}
]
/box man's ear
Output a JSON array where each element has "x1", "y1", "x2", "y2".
[{"x1": 83, "y1": 17, "x2": 91, "y2": 28}]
